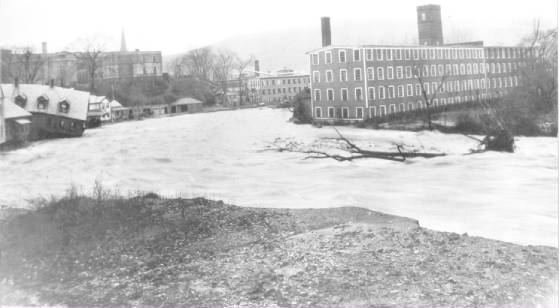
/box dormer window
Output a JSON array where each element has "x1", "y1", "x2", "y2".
[
  {"x1": 37, "y1": 95, "x2": 49, "y2": 110},
  {"x1": 58, "y1": 100, "x2": 70, "y2": 113},
  {"x1": 15, "y1": 94, "x2": 27, "y2": 108}
]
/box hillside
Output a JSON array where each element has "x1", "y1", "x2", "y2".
[
  {"x1": 163, "y1": 21, "x2": 416, "y2": 74},
  {"x1": 163, "y1": 16, "x2": 535, "y2": 74}
]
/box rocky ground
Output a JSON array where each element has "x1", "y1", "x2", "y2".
[{"x1": 0, "y1": 196, "x2": 557, "y2": 307}]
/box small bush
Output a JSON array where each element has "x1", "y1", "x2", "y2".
[
  {"x1": 292, "y1": 88, "x2": 312, "y2": 124},
  {"x1": 454, "y1": 112, "x2": 492, "y2": 134},
  {"x1": 482, "y1": 129, "x2": 515, "y2": 152},
  {"x1": 164, "y1": 93, "x2": 178, "y2": 104}
]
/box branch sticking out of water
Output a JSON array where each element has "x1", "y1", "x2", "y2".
[{"x1": 261, "y1": 128, "x2": 446, "y2": 162}]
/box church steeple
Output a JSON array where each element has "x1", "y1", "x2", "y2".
[{"x1": 120, "y1": 28, "x2": 127, "y2": 52}]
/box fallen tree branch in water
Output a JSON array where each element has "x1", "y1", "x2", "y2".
[{"x1": 261, "y1": 128, "x2": 446, "y2": 162}]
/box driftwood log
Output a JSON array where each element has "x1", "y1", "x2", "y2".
[{"x1": 262, "y1": 128, "x2": 446, "y2": 162}]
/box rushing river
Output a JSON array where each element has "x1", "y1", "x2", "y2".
[{"x1": 0, "y1": 108, "x2": 557, "y2": 246}]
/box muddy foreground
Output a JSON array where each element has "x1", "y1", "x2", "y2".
[{"x1": 0, "y1": 196, "x2": 557, "y2": 307}]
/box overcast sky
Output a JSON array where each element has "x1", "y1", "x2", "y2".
[{"x1": 0, "y1": 0, "x2": 557, "y2": 55}]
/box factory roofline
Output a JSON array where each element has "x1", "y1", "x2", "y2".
[
  {"x1": 304, "y1": 42, "x2": 530, "y2": 54},
  {"x1": 258, "y1": 73, "x2": 309, "y2": 79}
]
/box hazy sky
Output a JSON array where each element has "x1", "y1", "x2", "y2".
[{"x1": 0, "y1": 0, "x2": 557, "y2": 55}]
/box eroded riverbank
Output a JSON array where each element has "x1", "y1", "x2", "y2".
[{"x1": 0, "y1": 196, "x2": 557, "y2": 307}]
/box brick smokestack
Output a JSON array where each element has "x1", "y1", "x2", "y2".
[
  {"x1": 254, "y1": 60, "x2": 260, "y2": 77},
  {"x1": 42, "y1": 42, "x2": 48, "y2": 84},
  {"x1": 417, "y1": 4, "x2": 444, "y2": 45},
  {"x1": 321, "y1": 17, "x2": 331, "y2": 47}
]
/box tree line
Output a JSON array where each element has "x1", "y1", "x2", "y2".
[{"x1": 168, "y1": 47, "x2": 256, "y2": 105}]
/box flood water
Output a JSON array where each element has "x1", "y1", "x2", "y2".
[{"x1": 0, "y1": 108, "x2": 557, "y2": 246}]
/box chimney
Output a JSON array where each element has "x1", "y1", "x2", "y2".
[
  {"x1": 14, "y1": 77, "x2": 19, "y2": 88},
  {"x1": 120, "y1": 29, "x2": 128, "y2": 52},
  {"x1": 42, "y1": 42, "x2": 48, "y2": 84},
  {"x1": 321, "y1": 17, "x2": 331, "y2": 47},
  {"x1": 254, "y1": 60, "x2": 260, "y2": 77},
  {"x1": 50, "y1": 79, "x2": 55, "y2": 88}
]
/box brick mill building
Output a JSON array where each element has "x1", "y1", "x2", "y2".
[
  {"x1": 258, "y1": 69, "x2": 310, "y2": 105},
  {"x1": 222, "y1": 62, "x2": 310, "y2": 106},
  {"x1": 307, "y1": 5, "x2": 533, "y2": 122}
]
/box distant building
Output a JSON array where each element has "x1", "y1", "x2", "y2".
[
  {"x1": 170, "y1": 97, "x2": 203, "y2": 114},
  {"x1": 258, "y1": 69, "x2": 310, "y2": 105},
  {"x1": 109, "y1": 100, "x2": 131, "y2": 122},
  {"x1": 307, "y1": 5, "x2": 532, "y2": 122},
  {"x1": 96, "y1": 51, "x2": 162, "y2": 81},
  {"x1": 0, "y1": 30, "x2": 163, "y2": 88},
  {"x1": 219, "y1": 61, "x2": 309, "y2": 107},
  {"x1": 222, "y1": 78, "x2": 246, "y2": 107},
  {"x1": 87, "y1": 95, "x2": 111, "y2": 127}
]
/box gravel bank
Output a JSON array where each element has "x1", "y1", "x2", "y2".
[{"x1": 0, "y1": 197, "x2": 557, "y2": 307}]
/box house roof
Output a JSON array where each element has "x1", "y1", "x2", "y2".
[
  {"x1": 2, "y1": 99, "x2": 32, "y2": 119},
  {"x1": 110, "y1": 100, "x2": 130, "y2": 111},
  {"x1": 0, "y1": 84, "x2": 90, "y2": 121},
  {"x1": 110, "y1": 100, "x2": 123, "y2": 108},
  {"x1": 259, "y1": 73, "x2": 310, "y2": 80},
  {"x1": 89, "y1": 95, "x2": 108, "y2": 103},
  {"x1": 171, "y1": 97, "x2": 203, "y2": 106}
]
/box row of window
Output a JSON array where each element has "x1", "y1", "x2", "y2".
[
  {"x1": 261, "y1": 78, "x2": 310, "y2": 86},
  {"x1": 313, "y1": 76, "x2": 520, "y2": 102},
  {"x1": 314, "y1": 94, "x2": 494, "y2": 119},
  {"x1": 14, "y1": 94, "x2": 71, "y2": 113},
  {"x1": 261, "y1": 87, "x2": 305, "y2": 95},
  {"x1": 486, "y1": 47, "x2": 531, "y2": 60},
  {"x1": 311, "y1": 47, "x2": 530, "y2": 65},
  {"x1": 46, "y1": 116, "x2": 83, "y2": 131},
  {"x1": 264, "y1": 96, "x2": 296, "y2": 103},
  {"x1": 312, "y1": 61, "x2": 523, "y2": 83}
]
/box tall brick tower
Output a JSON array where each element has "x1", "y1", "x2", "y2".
[
  {"x1": 321, "y1": 17, "x2": 331, "y2": 47},
  {"x1": 417, "y1": 4, "x2": 443, "y2": 45}
]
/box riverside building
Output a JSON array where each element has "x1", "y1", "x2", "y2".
[{"x1": 307, "y1": 5, "x2": 532, "y2": 122}]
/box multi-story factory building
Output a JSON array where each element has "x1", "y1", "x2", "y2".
[
  {"x1": 307, "y1": 6, "x2": 532, "y2": 122},
  {"x1": 258, "y1": 69, "x2": 310, "y2": 105}
]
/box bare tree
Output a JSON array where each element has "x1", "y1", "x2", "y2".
[
  {"x1": 518, "y1": 19, "x2": 558, "y2": 112},
  {"x1": 168, "y1": 57, "x2": 186, "y2": 78},
  {"x1": 412, "y1": 61, "x2": 450, "y2": 129},
  {"x1": 2, "y1": 47, "x2": 47, "y2": 84},
  {"x1": 212, "y1": 49, "x2": 237, "y2": 101},
  {"x1": 234, "y1": 55, "x2": 255, "y2": 106},
  {"x1": 181, "y1": 47, "x2": 215, "y2": 80},
  {"x1": 65, "y1": 37, "x2": 106, "y2": 92}
]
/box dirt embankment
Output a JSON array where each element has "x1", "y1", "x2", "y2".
[{"x1": 0, "y1": 196, "x2": 557, "y2": 307}]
